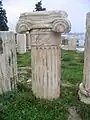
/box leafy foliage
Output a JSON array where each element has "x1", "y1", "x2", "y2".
[
  {"x1": 0, "y1": 0, "x2": 9, "y2": 31},
  {"x1": 35, "y1": 0, "x2": 46, "y2": 11},
  {"x1": 17, "y1": 52, "x2": 31, "y2": 67}
]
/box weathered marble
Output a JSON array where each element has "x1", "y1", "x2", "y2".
[
  {"x1": 16, "y1": 33, "x2": 26, "y2": 54},
  {"x1": 61, "y1": 36, "x2": 77, "y2": 50},
  {"x1": 16, "y1": 11, "x2": 71, "y2": 100},
  {"x1": 0, "y1": 31, "x2": 18, "y2": 94},
  {"x1": 26, "y1": 32, "x2": 31, "y2": 51},
  {"x1": 16, "y1": 11, "x2": 71, "y2": 33},
  {"x1": 79, "y1": 12, "x2": 90, "y2": 104}
]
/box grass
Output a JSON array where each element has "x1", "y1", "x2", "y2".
[
  {"x1": 1, "y1": 50, "x2": 90, "y2": 120},
  {"x1": 17, "y1": 52, "x2": 31, "y2": 67},
  {"x1": 17, "y1": 52, "x2": 31, "y2": 82},
  {"x1": 0, "y1": 85, "x2": 90, "y2": 120},
  {"x1": 17, "y1": 50, "x2": 84, "y2": 84},
  {"x1": 61, "y1": 50, "x2": 84, "y2": 84},
  {"x1": 0, "y1": 86, "x2": 80, "y2": 120}
]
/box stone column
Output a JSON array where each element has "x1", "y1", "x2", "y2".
[
  {"x1": 31, "y1": 30, "x2": 61, "y2": 100},
  {"x1": 79, "y1": 12, "x2": 90, "y2": 104},
  {"x1": 0, "y1": 31, "x2": 18, "y2": 94},
  {"x1": 16, "y1": 11, "x2": 71, "y2": 100},
  {"x1": 26, "y1": 32, "x2": 31, "y2": 51},
  {"x1": 17, "y1": 33, "x2": 26, "y2": 54},
  {"x1": 68, "y1": 37, "x2": 77, "y2": 50}
]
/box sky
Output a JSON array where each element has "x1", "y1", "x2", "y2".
[{"x1": 3, "y1": 0, "x2": 90, "y2": 33}]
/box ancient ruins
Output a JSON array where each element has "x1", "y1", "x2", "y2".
[
  {"x1": 16, "y1": 10, "x2": 71, "y2": 100},
  {"x1": 0, "y1": 31, "x2": 18, "y2": 94},
  {"x1": 1, "y1": 10, "x2": 90, "y2": 105},
  {"x1": 61, "y1": 35, "x2": 78, "y2": 50},
  {"x1": 79, "y1": 12, "x2": 90, "y2": 104}
]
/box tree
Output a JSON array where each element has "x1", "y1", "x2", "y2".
[
  {"x1": 35, "y1": 0, "x2": 46, "y2": 11},
  {"x1": 0, "y1": 0, "x2": 9, "y2": 31}
]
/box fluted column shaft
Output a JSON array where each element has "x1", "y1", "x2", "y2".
[{"x1": 31, "y1": 30, "x2": 61, "y2": 99}]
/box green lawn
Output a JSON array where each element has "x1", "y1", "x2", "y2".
[
  {"x1": 61, "y1": 50, "x2": 84, "y2": 84},
  {"x1": 17, "y1": 50, "x2": 84, "y2": 85},
  {"x1": 0, "y1": 50, "x2": 90, "y2": 120},
  {"x1": 17, "y1": 52, "x2": 31, "y2": 67}
]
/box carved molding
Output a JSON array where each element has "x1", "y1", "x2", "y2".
[
  {"x1": 52, "y1": 19, "x2": 71, "y2": 33},
  {"x1": 20, "y1": 10, "x2": 68, "y2": 19},
  {"x1": 16, "y1": 10, "x2": 71, "y2": 33},
  {"x1": 16, "y1": 20, "x2": 32, "y2": 33}
]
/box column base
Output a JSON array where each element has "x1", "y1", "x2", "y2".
[{"x1": 78, "y1": 83, "x2": 90, "y2": 104}]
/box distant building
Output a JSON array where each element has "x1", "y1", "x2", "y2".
[
  {"x1": 61, "y1": 33, "x2": 85, "y2": 50},
  {"x1": 62, "y1": 32, "x2": 85, "y2": 47}
]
